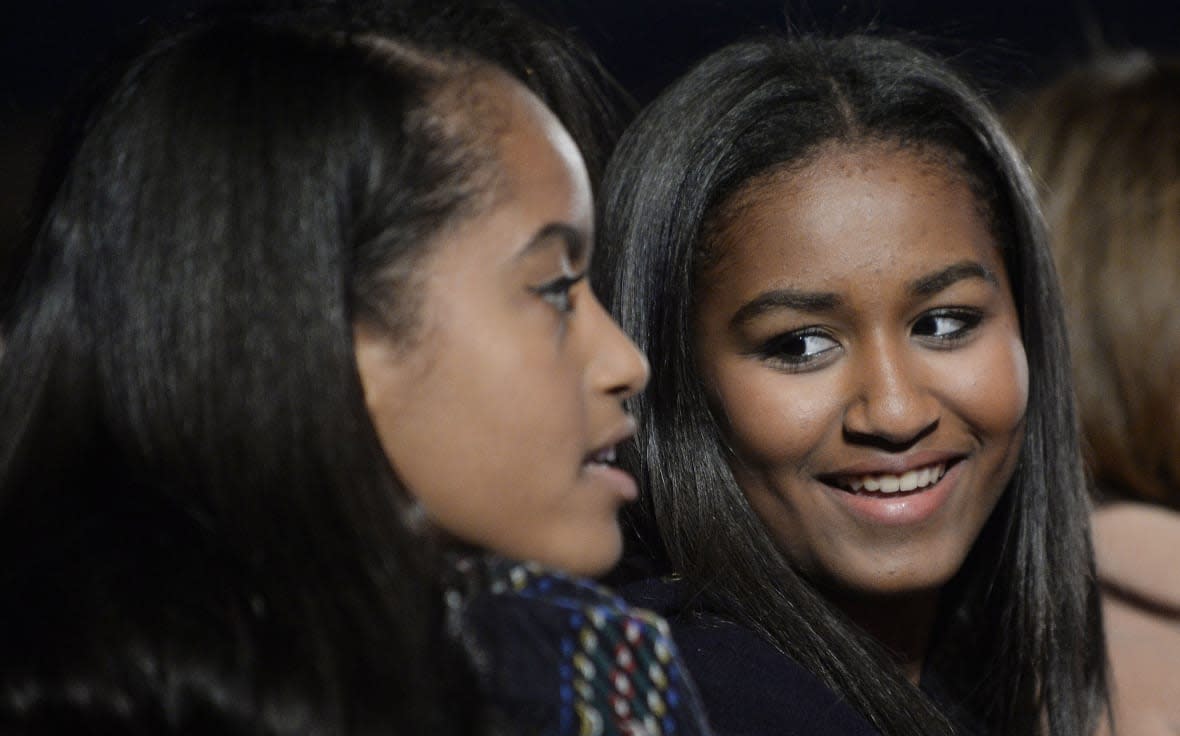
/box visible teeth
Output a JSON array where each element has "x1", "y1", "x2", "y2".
[
  {"x1": 839, "y1": 463, "x2": 946, "y2": 494},
  {"x1": 590, "y1": 446, "x2": 616, "y2": 465}
]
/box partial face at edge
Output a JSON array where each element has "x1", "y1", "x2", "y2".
[
  {"x1": 354, "y1": 74, "x2": 649, "y2": 577},
  {"x1": 693, "y1": 142, "x2": 1028, "y2": 599}
]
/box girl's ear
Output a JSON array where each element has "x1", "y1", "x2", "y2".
[{"x1": 353, "y1": 322, "x2": 415, "y2": 451}]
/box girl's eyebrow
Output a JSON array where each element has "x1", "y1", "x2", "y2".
[
  {"x1": 908, "y1": 260, "x2": 998, "y2": 297},
  {"x1": 729, "y1": 261, "x2": 1000, "y2": 329},
  {"x1": 730, "y1": 289, "x2": 842, "y2": 328},
  {"x1": 514, "y1": 222, "x2": 589, "y2": 270}
]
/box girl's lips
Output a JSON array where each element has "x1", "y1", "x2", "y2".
[
  {"x1": 829, "y1": 461, "x2": 949, "y2": 494},
  {"x1": 581, "y1": 461, "x2": 638, "y2": 502},
  {"x1": 818, "y1": 452, "x2": 965, "y2": 492},
  {"x1": 822, "y1": 458, "x2": 966, "y2": 527},
  {"x1": 583, "y1": 418, "x2": 640, "y2": 502},
  {"x1": 584, "y1": 416, "x2": 637, "y2": 465}
]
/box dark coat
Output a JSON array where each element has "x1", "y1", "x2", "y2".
[{"x1": 616, "y1": 573, "x2": 881, "y2": 736}]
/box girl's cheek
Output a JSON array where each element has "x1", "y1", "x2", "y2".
[
  {"x1": 944, "y1": 332, "x2": 1028, "y2": 435},
  {"x1": 714, "y1": 368, "x2": 840, "y2": 466}
]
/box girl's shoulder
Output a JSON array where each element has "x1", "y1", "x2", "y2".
[
  {"x1": 1093, "y1": 502, "x2": 1180, "y2": 612},
  {"x1": 449, "y1": 555, "x2": 712, "y2": 735},
  {"x1": 613, "y1": 570, "x2": 882, "y2": 736}
]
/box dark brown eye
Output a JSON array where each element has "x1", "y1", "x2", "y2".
[
  {"x1": 531, "y1": 274, "x2": 584, "y2": 315},
  {"x1": 757, "y1": 329, "x2": 840, "y2": 367},
  {"x1": 912, "y1": 309, "x2": 982, "y2": 342}
]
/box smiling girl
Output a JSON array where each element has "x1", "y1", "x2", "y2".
[{"x1": 597, "y1": 35, "x2": 1108, "y2": 735}]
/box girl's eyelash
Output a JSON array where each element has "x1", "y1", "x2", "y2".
[
  {"x1": 753, "y1": 327, "x2": 840, "y2": 370},
  {"x1": 913, "y1": 308, "x2": 984, "y2": 344},
  {"x1": 531, "y1": 273, "x2": 585, "y2": 314},
  {"x1": 746, "y1": 309, "x2": 983, "y2": 371}
]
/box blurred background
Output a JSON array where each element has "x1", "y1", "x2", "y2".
[{"x1": 3, "y1": 0, "x2": 1179, "y2": 274}]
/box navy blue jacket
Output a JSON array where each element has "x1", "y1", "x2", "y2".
[{"x1": 617, "y1": 573, "x2": 881, "y2": 736}]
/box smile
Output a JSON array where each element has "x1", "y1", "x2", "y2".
[{"x1": 829, "y1": 462, "x2": 948, "y2": 495}]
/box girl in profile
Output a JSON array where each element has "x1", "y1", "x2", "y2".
[
  {"x1": 597, "y1": 35, "x2": 1108, "y2": 735},
  {"x1": 0, "y1": 10, "x2": 709, "y2": 735}
]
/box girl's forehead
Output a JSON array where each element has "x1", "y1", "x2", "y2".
[
  {"x1": 715, "y1": 143, "x2": 982, "y2": 249},
  {"x1": 709, "y1": 139, "x2": 979, "y2": 249},
  {"x1": 692, "y1": 140, "x2": 1013, "y2": 318}
]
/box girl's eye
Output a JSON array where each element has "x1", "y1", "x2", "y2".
[
  {"x1": 756, "y1": 329, "x2": 840, "y2": 369},
  {"x1": 912, "y1": 309, "x2": 982, "y2": 344},
  {"x1": 531, "y1": 274, "x2": 584, "y2": 315}
]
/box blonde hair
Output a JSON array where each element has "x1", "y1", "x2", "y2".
[{"x1": 1009, "y1": 54, "x2": 1180, "y2": 507}]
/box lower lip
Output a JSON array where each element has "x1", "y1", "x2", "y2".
[
  {"x1": 827, "y1": 461, "x2": 964, "y2": 527},
  {"x1": 583, "y1": 462, "x2": 639, "y2": 502}
]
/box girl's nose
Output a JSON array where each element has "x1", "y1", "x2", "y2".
[
  {"x1": 585, "y1": 291, "x2": 649, "y2": 401},
  {"x1": 842, "y1": 341, "x2": 939, "y2": 447}
]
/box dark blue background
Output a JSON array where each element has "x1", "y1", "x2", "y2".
[
  {"x1": 3, "y1": 1, "x2": 1178, "y2": 252},
  {"x1": 4, "y1": 1, "x2": 1179, "y2": 109},
  {"x1": 521, "y1": 0, "x2": 1180, "y2": 104}
]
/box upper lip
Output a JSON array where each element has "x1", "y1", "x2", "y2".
[
  {"x1": 585, "y1": 416, "x2": 638, "y2": 463},
  {"x1": 817, "y1": 450, "x2": 965, "y2": 481}
]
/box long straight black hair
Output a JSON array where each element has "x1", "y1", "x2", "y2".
[
  {"x1": 597, "y1": 35, "x2": 1108, "y2": 736},
  {"x1": 0, "y1": 16, "x2": 510, "y2": 734},
  {"x1": 343, "y1": 0, "x2": 634, "y2": 193}
]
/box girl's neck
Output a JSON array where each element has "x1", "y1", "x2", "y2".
[{"x1": 829, "y1": 588, "x2": 941, "y2": 685}]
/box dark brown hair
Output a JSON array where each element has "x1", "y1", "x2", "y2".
[{"x1": 0, "y1": 17, "x2": 501, "y2": 734}]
